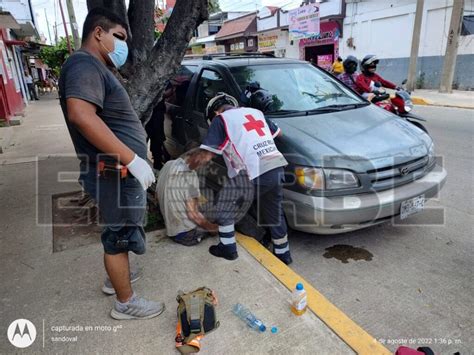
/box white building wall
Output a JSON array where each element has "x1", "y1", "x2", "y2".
[
  {"x1": 341, "y1": 0, "x2": 474, "y2": 59},
  {"x1": 257, "y1": 7, "x2": 278, "y2": 32}
]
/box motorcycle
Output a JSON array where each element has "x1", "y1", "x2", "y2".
[{"x1": 370, "y1": 81, "x2": 428, "y2": 133}]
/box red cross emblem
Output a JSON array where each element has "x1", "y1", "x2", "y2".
[{"x1": 243, "y1": 114, "x2": 265, "y2": 137}]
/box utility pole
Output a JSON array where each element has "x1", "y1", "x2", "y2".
[
  {"x1": 44, "y1": 8, "x2": 53, "y2": 45},
  {"x1": 65, "y1": 0, "x2": 81, "y2": 50},
  {"x1": 439, "y1": 0, "x2": 464, "y2": 93},
  {"x1": 58, "y1": 0, "x2": 72, "y2": 54},
  {"x1": 406, "y1": 0, "x2": 424, "y2": 92}
]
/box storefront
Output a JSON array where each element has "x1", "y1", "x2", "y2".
[
  {"x1": 257, "y1": 30, "x2": 288, "y2": 57},
  {"x1": 0, "y1": 27, "x2": 24, "y2": 122},
  {"x1": 215, "y1": 13, "x2": 258, "y2": 53},
  {"x1": 298, "y1": 21, "x2": 341, "y2": 71}
]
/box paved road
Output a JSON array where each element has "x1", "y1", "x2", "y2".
[{"x1": 288, "y1": 106, "x2": 473, "y2": 354}]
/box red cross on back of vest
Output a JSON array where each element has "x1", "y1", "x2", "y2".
[{"x1": 243, "y1": 114, "x2": 265, "y2": 137}]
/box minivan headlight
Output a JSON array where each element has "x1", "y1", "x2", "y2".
[
  {"x1": 295, "y1": 167, "x2": 324, "y2": 190},
  {"x1": 324, "y1": 169, "x2": 360, "y2": 190},
  {"x1": 295, "y1": 167, "x2": 360, "y2": 190}
]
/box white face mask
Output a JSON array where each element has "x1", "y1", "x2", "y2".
[
  {"x1": 107, "y1": 38, "x2": 128, "y2": 68},
  {"x1": 100, "y1": 37, "x2": 128, "y2": 69}
]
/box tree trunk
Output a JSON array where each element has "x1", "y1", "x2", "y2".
[
  {"x1": 126, "y1": 0, "x2": 208, "y2": 124},
  {"x1": 127, "y1": 0, "x2": 155, "y2": 67},
  {"x1": 86, "y1": 0, "x2": 209, "y2": 124}
]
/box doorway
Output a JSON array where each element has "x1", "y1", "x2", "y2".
[{"x1": 305, "y1": 44, "x2": 334, "y2": 69}]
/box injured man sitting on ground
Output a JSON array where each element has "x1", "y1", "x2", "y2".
[{"x1": 156, "y1": 148, "x2": 218, "y2": 246}]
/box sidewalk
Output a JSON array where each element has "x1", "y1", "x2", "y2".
[
  {"x1": 411, "y1": 89, "x2": 474, "y2": 109},
  {"x1": 0, "y1": 95, "x2": 386, "y2": 354}
]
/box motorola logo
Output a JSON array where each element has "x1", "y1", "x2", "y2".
[{"x1": 7, "y1": 319, "x2": 37, "y2": 348}]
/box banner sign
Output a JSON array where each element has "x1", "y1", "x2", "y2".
[{"x1": 289, "y1": 4, "x2": 320, "y2": 40}]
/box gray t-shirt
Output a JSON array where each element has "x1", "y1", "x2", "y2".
[
  {"x1": 59, "y1": 50, "x2": 147, "y2": 164},
  {"x1": 156, "y1": 158, "x2": 200, "y2": 237}
]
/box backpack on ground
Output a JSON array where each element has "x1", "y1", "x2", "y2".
[{"x1": 175, "y1": 287, "x2": 219, "y2": 354}]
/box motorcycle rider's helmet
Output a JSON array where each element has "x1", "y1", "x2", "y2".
[
  {"x1": 361, "y1": 54, "x2": 379, "y2": 75},
  {"x1": 206, "y1": 92, "x2": 239, "y2": 120},
  {"x1": 343, "y1": 55, "x2": 358, "y2": 74},
  {"x1": 250, "y1": 89, "x2": 274, "y2": 113}
]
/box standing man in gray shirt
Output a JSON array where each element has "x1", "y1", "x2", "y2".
[{"x1": 59, "y1": 8, "x2": 164, "y2": 320}]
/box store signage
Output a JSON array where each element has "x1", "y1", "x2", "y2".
[
  {"x1": 317, "y1": 54, "x2": 333, "y2": 71},
  {"x1": 258, "y1": 34, "x2": 278, "y2": 51},
  {"x1": 288, "y1": 4, "x2": 320, "y2": 40}
]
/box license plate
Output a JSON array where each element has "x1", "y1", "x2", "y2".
[{"x1": 400, "y1": 195, "x2": 425, "y2": 220}]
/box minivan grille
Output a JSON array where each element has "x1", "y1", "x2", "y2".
[{"x1": 367, "y1": 156, "x2": 430, "y2": 189}]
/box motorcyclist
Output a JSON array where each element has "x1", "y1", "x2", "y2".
[
  {"x1": 355, "y1": 55, "x2": 400, "y2": 97},
  {"x1": 337, "y1": 55, "x2": 359, "y2": 91}
]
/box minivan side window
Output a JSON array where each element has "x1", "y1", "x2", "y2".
[
  {"x1": 164, "y1": 65, "x2": 197, "y2": 107},
  {"x1": 195, "y1": 69, "x2": 229, "y2": 114}
]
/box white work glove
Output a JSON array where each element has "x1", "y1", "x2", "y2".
[{"x1": 126, "y1": 154, "x2": 156, "y2": 190}]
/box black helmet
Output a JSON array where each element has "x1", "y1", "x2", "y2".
[
  {"x1": 343, "y1": 55, "x2": 358, "y2": 74},
  {"x1": 250, "y1": 89, "x2": 274, "y2": 113},
  {"x1": 361, "y1": 54, "x2": 379, "y2": 74},
  {"x1": 205, "y1": 92, "x2": 238, "y2": 120}
]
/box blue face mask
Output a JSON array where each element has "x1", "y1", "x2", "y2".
[{"x1": 107, "y1": 38, "x2": 128, "y2": 69}]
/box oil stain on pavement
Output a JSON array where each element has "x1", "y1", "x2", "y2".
[{"x1": 323, "y1": 244, "x2": 373, "y2": 263}]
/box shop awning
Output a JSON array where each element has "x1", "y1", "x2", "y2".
[
  {"x1": 0, "y1": 12, "x2": 21, "y2": 29},
  {"x1": 215, "y1": 14, "x2": 256, "y2": 41},
  {"x1": 195, "y1": 35, "x2": 216, "y2": 44}
]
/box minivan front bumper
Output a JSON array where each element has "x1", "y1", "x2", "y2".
[{"x1": 283, "y1": 165, "x2": 447, "y2": 234}]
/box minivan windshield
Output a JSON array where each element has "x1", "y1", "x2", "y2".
[{"x1": 230, "y1": 63, "x2": 364, "y2": 113}]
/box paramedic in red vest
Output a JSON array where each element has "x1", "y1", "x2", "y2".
[{"x1": 199, "y1": 92, "x2": 293, "y2": 265}]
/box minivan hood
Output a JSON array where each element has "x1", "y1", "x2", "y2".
[{"x1": 274, "y1": 105, "x2": 432, "y2": 172}]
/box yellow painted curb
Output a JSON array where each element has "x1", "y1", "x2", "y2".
[
  {"x1": 237, "y1": 234, "x2": 392, "y2": 355},
  {"x1": 412, "y1": 97, "x2": 432, "y2": 105}
]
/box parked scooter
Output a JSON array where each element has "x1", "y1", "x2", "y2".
[{"x1": 370, "y1": 80, "x2": 428, "y2": 133}]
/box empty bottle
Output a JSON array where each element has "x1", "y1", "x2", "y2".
[
  {"x1": 232, "y1": 303, "x2": 266, "y2": 332},
  {"x1": 291, "y1": 282, "x2": 307, "y2": 316}
]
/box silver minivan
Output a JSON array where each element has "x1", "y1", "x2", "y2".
[{"x1": 161, "y1": 55, "x2": 447, "y2": 234}]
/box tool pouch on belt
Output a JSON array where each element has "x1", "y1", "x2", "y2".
[
  {"x1": 175, "y1": 287, "x2": 219, "y2": 354},
  {"x1": 97, "y1": 161, "x2": 128, "y2": 179}
]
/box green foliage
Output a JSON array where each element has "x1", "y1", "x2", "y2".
[
  {"x1": 154, "y1": 30, "x2": 162, "y2": 40},
  {"x1": 416, "y1": 72, "x2": 425, "y2": 89},
  {"x1": 38, "y1": 37, "x2": 73, "y2": 77},
  {"x1": 208, "y1": 0, "x2": 221, "y2": 14}
]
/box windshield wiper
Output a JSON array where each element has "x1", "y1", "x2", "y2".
[
  {"x1": 305, "y1": 102, "x2": 369, "y2": 114},
  {"x1": 266, "y1": 109, "x2": 303, "y2": 116}
]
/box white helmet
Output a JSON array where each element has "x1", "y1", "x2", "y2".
[{"x1": 205, "y1": 92, "x2": 239, "y2": 119}]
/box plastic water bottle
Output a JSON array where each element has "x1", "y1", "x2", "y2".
[
  {"x1": 291, "y1": 283, "x2": 307, "y2": 316},
  {"x1": 232, "y1": 303, "x2": 266, "y2": 332}
]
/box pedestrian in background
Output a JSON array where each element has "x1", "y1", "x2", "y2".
[
  {"x1": 331, "y1": 56, "x2": 344, "y2": 75},
  {"x1": 25, "y1": 71, "x2": 39, "y2": 100}
]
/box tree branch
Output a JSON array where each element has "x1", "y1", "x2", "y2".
[{"x1": 126, "y1": 0, "x2": 209, "y2": 123}]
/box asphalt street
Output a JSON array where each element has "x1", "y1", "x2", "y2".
[{"x1": 288, "y1": 106, "x2": 473, "y2": 354}]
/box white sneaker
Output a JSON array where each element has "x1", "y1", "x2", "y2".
[
  {"x1": 110, "y1": 295, "x2": 165, "y2": 320},
  {"x1": 102, "y1": 269, "x2": 142, "y2": 295}
]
